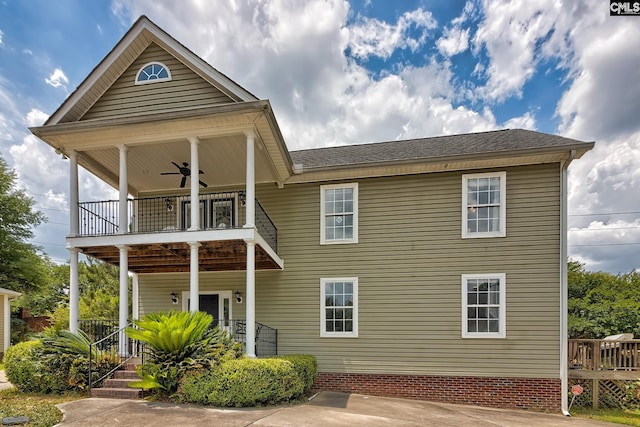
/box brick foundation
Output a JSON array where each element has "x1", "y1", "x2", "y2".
[{"x1": 313, "y1": 372, "x2": 561, "y2": 412}]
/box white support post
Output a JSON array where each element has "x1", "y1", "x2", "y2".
[
  {"x1": 245, "y1": 239, "x2": 256, "y2": 358},
  {"x1": 69, "y1": 151, "x2": 79, "y2": 236},
  {"x1": 3, "y1": 295, "x2": 10, "y2": 352},
  {"x1": 132, "y1": 273, "x2": 139, "y2": 321},
  {"x1": 188, "y1": 241, "x2": 201, "y2": 312},
  {"x1": 188, "y1": 137, "x2": 200, "y2": 231},
  {"x1": 117, "y1": 245, "x2": 129, "y2": 356},
  {"x1": 117, "y1": 145, "x2": 128, "y2": 234},
  {"x1": 244, "y1": 131, "x2": 255, "y2": 229},
  {"x1": 69, "y1": 248, "x2": 80, "y2": 333}
]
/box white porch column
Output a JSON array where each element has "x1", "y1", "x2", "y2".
[
  {"x1": 117, "y1": 145, "x2": 128, "y2": 234},
  {"x1": 69, "y1": 150, "x2": 80, "y2": 333},
  {"x1": 69, "y1": 150, "x2": 79, "y2": 236},
  {"x1": 132, "y1": 273, "x2": 139, "y2": 321},
  {"x1": 69, "y1": 248, "x2": 80, "y2": 333},
  {"x1": 188, "y1": 241, "x2": 201, "y2": 312},
  {"x1": 117, "y1": 245, "x2": 129, "y2": 356},
  {"x1": 245, "y1": 239, "x2": 256, "y2": 358},
  {"x1": 3, "y1": 295, "x2": 9, "y2": 352},
  {"x1": 188, "y1": 137, "x2": 200, "y2": 231},
  {"x1": 244, "y1": 131, "x2": 255, "y2": 228}
]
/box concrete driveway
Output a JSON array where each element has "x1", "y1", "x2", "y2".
[
  {"x1": 57, "y1": 391, "x2": 616, "y2": 426},
  {"x1": 0, "y1": 370, "x2": 13, "y2": 391}
]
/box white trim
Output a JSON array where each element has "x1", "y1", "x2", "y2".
[
  {"x1": 181, "y1": 290, "x2": 232, "y2": 324},
  {"x1": 135, "y1": 61, "x2": 172, "y2": 85},
  {"x1": 461, "y1": 273, "x2": 506, "y2": 339},
  {"x1": 3, "y1": 294, "x2": 9, "y2": 352},
  {"x1": 462, "y1": 171, "x2": 506, "y2": 239},
  {"x1": 320, "y1": 277, "x2": 358, "y2": 338},
  {"x1": 320, "y1": 183, "x2": 359, "y2": 245}
]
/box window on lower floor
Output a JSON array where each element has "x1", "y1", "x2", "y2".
[
  {"x1": 462, "y1": 273, "x2": 506, "y2": 338},
  {"x1": 321, "y1": 277, "x2": 358, "y2": 337}
]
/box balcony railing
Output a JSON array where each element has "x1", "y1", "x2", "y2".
[
  {"x1": 78, "y1": 191, "x2": 277, "y2": 250},
  {"x1": 569, "y1": 339, "x2": 640, "y2": 371}
]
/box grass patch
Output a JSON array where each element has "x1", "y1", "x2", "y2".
[
  {"x1": 0, "y1": 388, "x2": 84, "y2": 427},
  {"x1": 571, "y1": 407, "x2": 640, "y2": 426}
]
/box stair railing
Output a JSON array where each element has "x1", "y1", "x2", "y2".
[{"x1": 88, "y1": 322, "x2": 141, "y2": 395}]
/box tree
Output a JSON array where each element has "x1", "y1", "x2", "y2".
[
  {"x1": 0, "y1": 156, "x2": 47, "y2": 294},
  {"x1": 568, "y1": 260, "x2": 640, "y2": 338}
]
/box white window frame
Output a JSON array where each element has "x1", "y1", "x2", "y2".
[
  {"x1": 461, "y1": 273, "x2": 506, "y2": 339},
  {"x1": 135, "y1": 61, "x2": 172, "y2": 85},
  {"x1": 320, "y1": 277, "x2": 358, "y2": 338},
  {"x1": 320, "y1": 183, "x2": 358, "y2": 244},
  {"x1": 462, "y1": 171, "x2": 506, "y2": 238}
]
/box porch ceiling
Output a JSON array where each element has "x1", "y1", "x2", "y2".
[
  {"x1": 30, "y1": 101, "x2": 295, "y2": 193},
  {"x1": 80, "y1": 240, "x2": 281, "y2": 273}
]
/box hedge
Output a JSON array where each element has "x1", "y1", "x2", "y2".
[
  {"x1": 179, "y1": 355, "x2": 317, "y2": 407},
  {"x1": 3, "y1": 341, "x2": 44, "y2": 393}
]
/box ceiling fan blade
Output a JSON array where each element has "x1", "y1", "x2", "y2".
[
  {"x1": 171, "y1": 161, "x2": 181, "y2": 169},
  {"x1": 198, "y1": 170, "x2": 204, "y2": 174},
  {"x1": 160, "y1": 172, "x2": 180, "y2": 175},
  {"x1": 199, "y1": 180, "x2": 208, "y2": 188},
  {"x1": 180, "y1": 176, "x2": 187, "y2": 188}
]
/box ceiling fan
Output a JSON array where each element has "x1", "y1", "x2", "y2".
[{"x1": 161, "y1": 161, "x2": 208, "y2": 188}]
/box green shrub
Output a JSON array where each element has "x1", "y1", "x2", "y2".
[
  {"x1": 4, "y1": 331, "x2": 119, "y2": 393},
  {"x1": 275, "y1": 355, "x2": 318, "y2": 393},
  {"x1": 179, "y1": 357, "x2": 305, "y2": 407},
  {"x1": 4, "y1": 340, "x2": 44, "y2": 392},
  {"x1": 126, "y1": 311, "x2": 242, "y2": 395}
]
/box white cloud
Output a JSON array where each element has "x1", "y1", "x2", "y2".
[
  {"x1": 472, "y1": 0, "x2": 562, "y2": 102},
  {"x1": 502, "y1": 112, "x2": 536, "y2": 130},
  {"x1": 0, "y1": 29, "x2": 3, "y2": 47},
  {"x1": 45, "y1": 68, "x2": 69, "y2": 89},
  {"x1": 437, "y1": 26, "x2": 469, "y2": 57},
  {"x1": 25, "y1": 108, "x2": 48, "y2": 127},
  {"x1": 346, "y1": 8, "x2": 437, "y2": 60}
]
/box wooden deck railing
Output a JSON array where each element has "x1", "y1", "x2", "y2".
[{"x1": 569, "y1": 339, "x2": 640, "y2": 371}]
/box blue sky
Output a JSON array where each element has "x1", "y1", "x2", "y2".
[{"x1": 1, "y1": 0, "x2": 639, "y2": 273}]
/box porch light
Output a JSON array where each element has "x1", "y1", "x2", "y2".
[
  {"x1": 170, "y1": 292, "x2": 179, "y2": 304},
  {"x1": 234, "y1": 290, "x2": 243, "y2": 304},
  {"x1": 165, "y1": 197, "x2": 174, "y2": 212}
]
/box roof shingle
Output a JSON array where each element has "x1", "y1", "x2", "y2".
[{"x1": 290, "y1": 129, "x2": 592, "y2": 170}]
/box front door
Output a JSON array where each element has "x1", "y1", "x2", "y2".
[{"x1": 199, "y1": 294, "x2": 219, "y2": 325}]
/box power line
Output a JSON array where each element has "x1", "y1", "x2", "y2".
[{"x1": 569, "y1": 211, "x2": 640, "y2": 217}]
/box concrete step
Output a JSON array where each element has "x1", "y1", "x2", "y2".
[
  {"x1": 113, "y1": 370, "x2": 141, "y2": 380},
  {"x1": 91, "y1": 387, "x2": 145, "y2": 399},
  {"x1": 103, "y1": 378, "x2": 139, "y2": 388}
]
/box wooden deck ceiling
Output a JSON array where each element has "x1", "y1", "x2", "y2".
[{"x1": 80, "y1": 240, "x2": 281, "y2": 273}]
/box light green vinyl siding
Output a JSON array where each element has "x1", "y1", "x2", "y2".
[
  {"x1": 138, "y1": 163, "x2": 561, "y2": 378},
  {"x1": 81, "y1": 43, "x2": 234, "y2": 120}
]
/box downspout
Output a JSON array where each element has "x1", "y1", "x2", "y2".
[{"x1": 560, "y1": 149, "x2": 576, "y2": 416}]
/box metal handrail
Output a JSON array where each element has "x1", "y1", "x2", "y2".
[{"x1": 88, "y1": 322, "x2": 140, "y2": 394}]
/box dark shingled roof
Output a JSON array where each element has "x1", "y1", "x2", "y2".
[{"x1": 290, "y1": 129, "x2": 591, "y2": 170}]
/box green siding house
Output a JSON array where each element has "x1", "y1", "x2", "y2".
[{"x1": 30, "y1": 16, "x2": 593, "y2": 412}]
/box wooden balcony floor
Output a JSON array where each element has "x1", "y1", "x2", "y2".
[{"x1": 80, "y1": 240, "x2": 281, "y2": 273}]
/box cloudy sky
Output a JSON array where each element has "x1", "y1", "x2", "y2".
[{"x1": 0, "y1": 0, "x2": 638, "y2": 273}]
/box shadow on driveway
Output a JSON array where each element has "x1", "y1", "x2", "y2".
[{"x1": 57, "y1": 391, "x2": 617, "y2": 427}]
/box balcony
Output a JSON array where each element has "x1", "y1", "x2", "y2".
[
  {"x1": 73, "y1": 191, "x2": 281, "y2": 273},
  {"x1": 568, "y1": 338, "x2": 640, "y2": 379}
]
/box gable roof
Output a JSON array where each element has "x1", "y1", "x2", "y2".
[
  {"x1": 46, "y1": 15, "x2": 257, "y2": 125},
  {"x1": 291, "y1": 129, "x2": 594, "y2": 171}
]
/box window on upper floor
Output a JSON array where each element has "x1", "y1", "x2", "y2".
[
  {"x1": 462, "y1": 273, "x2": 506, "y2": 339},
  {"x1": 321, "y1": 277, "x2": 358, "y2": 337},
  {"x1": 462, "y1": 171, "x2": 506, "y2": 238},
  {"x1": 135, "y1": 62, "x2": 172, "y2": 85},
  {"x1": 320, "y1": 183, "x2": 358, "y2": 244}
]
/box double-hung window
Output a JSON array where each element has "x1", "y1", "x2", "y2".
[
  {"x1": 321, "y1": 278, "x2": 358, "y2": 337},
  {"x1": 462, "y1": 273, "x2": 506, "y2": 338},
  {"x1": 320, "y1": 183, "x2": 358, "y2": 244},
  {"x1": 462, "y1": 172, "x2": 506, "y2": 238}
]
